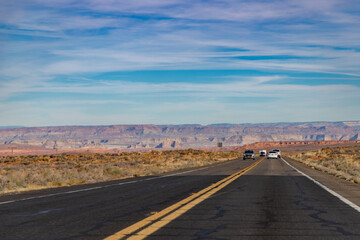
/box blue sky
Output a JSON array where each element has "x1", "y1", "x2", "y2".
[{"x1": 1, "y1": 0, "x2": 360, "y2": 126}]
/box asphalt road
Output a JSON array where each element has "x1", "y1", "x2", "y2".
[{"x1": 0, "y1": 156, "x2": 359, "y2": 239}]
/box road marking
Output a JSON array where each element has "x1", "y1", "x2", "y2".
[
  {"x1": 281, "y1": 157, "x2": 360, "y2": 213},
  {"x1": 104, "y1": 158, "x2": 264, "y2": 240},
  {"x1": 0, "y1": 160, "x2": 235, "y2": 206}
]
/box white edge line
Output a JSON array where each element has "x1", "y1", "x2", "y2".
[
  {"x1": 0, "y1": 160, "x2": 235, "y2": 205},
  {"x1": 281, "y1": 157, "x2": 360, "y2": 213}
]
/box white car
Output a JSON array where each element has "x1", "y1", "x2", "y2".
[
  {"x1": 267, "y1": 151, "x2": 278, "y2": 159},
  {"x1": 272, "y1": 149, "x2": 281, "y2": 158}
]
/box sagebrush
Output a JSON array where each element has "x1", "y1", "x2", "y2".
[
  {"x1": 0, "y1": 149, "x2": 242, "y2": 193},
  {"x1": 284, "y1": 146, "x2": 360, "y2": 184}
]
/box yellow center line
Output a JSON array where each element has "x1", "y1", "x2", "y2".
[{"x1": 104, "y1": 158, "x2": 264, "y2": 240}]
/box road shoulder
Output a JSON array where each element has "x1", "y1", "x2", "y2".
[{"x1": 283, "y1": 156, "x2": 360, "y2": 207}]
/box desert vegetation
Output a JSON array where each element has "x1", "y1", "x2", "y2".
[
  {"x1": 284, "y1": 146, "x2": 360, "y2": 184},
  {"x1": 0, "y1": 149, "x2": 241, "y2": 194}
]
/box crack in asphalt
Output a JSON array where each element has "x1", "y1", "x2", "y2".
[
  {"x1": 256, "y1": 197, "x2": 277, "y2": 228},
  {"x1": 209, "y1": 206, "x2": 226, "y2": 220},
  {"x1": 194, "y1": 224, "x2": 227, "y2": 240},
  {"x1": 291, "y1": 177, "x2": 357, "y2": 236}
]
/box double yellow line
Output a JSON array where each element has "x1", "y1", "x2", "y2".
[{"x1": 105, "y1": 158, "x2": 264, "y2": 240}]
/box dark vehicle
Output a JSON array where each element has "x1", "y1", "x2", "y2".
[
  {"x1": 259, "y1": 149, "x2": 266, "y2": 156},
  {"x1": 243, "y1": 149, "x2": 255, "y2": 160}
]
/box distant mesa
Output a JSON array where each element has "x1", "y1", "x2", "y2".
[
  {"x1": 155, "y1": 140, "x2": 182, "y2": 149},
  {"x1": 0, "y1": 121, "x2": 359, "y2": 151},
  {"x1": 127, "y1": 142, "x2": 151, "y2": 149}
]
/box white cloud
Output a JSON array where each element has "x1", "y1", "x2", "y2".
[
  {"x1": 2, "y1": 0, "x2": 360, "y2": 76},
  {"x1": 1, "y1": 0, "x2": 360, "y2": 125},
  {"x1": 1, "y1": 79, "x2": 359, "y2": 126},
  {"x1": 3, "y1": 75, "x2": 358, "y2": 98}
]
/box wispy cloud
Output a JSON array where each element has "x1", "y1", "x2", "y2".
[{"x1": 1, "y1": 0, "x2": 359, "y2": 126}]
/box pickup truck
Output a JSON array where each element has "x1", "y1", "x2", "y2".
[{"x1": 243, "y1": 150, "x2": 255, "y2": 160}]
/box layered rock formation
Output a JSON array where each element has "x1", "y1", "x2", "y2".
[{"x1": 0, "y1": 121, "x2": 359, "y2": 150}]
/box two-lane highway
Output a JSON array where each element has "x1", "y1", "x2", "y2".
[
  {"x1": 0, "y1": 157, "x2": 257, "y2": 240},
  {"x1": 136, "y1": 157, "x2": 360, "y2": 239},
  {"x1": 1, "y1": 156, "x2": 359, "y2": 239}
]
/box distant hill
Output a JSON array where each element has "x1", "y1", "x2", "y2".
[{"x1": 0, "y1": 121, "x2": 359, "y2": 150}]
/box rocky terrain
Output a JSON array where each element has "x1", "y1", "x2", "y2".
[{"x1": 0, "y1": 121, "x2": 359, "y2": 150}]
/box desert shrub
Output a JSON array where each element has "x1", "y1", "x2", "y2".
[
  {"x1": 0, "y1": 149, "x2": 241, "y2": 194},
  {"x1": 285, "y1": 146, "x2": 360, "y2": 184}
]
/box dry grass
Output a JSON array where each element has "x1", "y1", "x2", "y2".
[
  {"x1": 0, "y1": 149, "x2": 241, "y2": 194},
  {"x1": 284, "y1": 146, "x2": 360, "y2": 184}
]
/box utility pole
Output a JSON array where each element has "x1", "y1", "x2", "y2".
[
  {"x1": 9, "y1": 146, "x2": 16, "y2": 155},
  {"x1": 54, "y1": 141, "x2": 58, "y2": 153}
]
